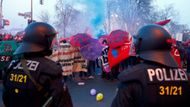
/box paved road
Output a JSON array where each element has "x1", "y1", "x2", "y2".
[
  {"x1": 68, "y1": 76, "x2": 118, "y2": 107},
  {"x1": 0, "y1": 76, "x2": 119, "y2": 107}
]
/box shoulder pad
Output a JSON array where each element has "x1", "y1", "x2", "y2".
[
  {"x1": 118, "y1": 63, "x2": 149, "y2": 82},
  {"x1": 39, "y1": 58, "x2": 62, "y2": 76}
]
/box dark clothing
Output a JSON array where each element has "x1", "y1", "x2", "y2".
[
  {"x1": 3, "y1": 56, "x2": 73, "y2": 107},
  {"x1": 79, "y1": 71, "x2": 88, "y2": 78},
  {"x1": 87, "y1": 60, "x2": 96, "y2": 76},
  {"x1": 120, "y1": 56, "x2": 139, "y2": 72},
  {"x1": 176, "y1": 41, "x2": 186, "y2": 62},
  {"x1": 176, "y1": 41, "x2": 188, "y2": 69},
  {"x1": 186, "y1": 47, "x2": 190, "y2": 73},
  {"x1": 111, "y1": 62, "x2": 190, "y2": 107},
  {"x1": 111, "y1": 64, "x2": 120, "y2": 80}
]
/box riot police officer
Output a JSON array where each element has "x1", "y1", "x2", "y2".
[
  {"x1": 2, "y1": 22, "x2": 73, "y2": 107},
  {"x1": 111, "y1": 24, "x2": 190, "y2": 107}
]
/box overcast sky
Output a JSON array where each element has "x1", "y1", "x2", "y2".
[
  {"x1": 3, "y1": 0, "x2": 55, "y2": 31},
  {"x1": 2, "y1": 0, "x2": 190, "y2": 32},
  {"x1": 154, "y1": 0, "x2": 190, "y2": 26}
]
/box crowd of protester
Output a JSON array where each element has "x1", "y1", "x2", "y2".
[
  {"x1": 1, "y1": 22, "x2": 190, "y2": 107},
  {"x1": 0, "y1": 33, "x2": 23, "y2": 42},
  {"x1": 1, "y1": 32, "x2": 190, "y2": 84}
]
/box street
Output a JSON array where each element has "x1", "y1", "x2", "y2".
[
  {"x1": 68, "y1": 76, "x2": 118, "y2": 107},
  {"x1": 0, "y1": 76, "x2": 119, "y2": 107}
]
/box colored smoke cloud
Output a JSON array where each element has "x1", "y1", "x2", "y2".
[{"x1": 69, "y1": 0, "x2": 106, "y2": 37}]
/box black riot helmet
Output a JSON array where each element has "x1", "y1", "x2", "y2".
[
  {"x1": 14, "y1": 22, "x2": 57, "y2": 56},
  {"x1": 134, "y1": 24, "x2": 178, "y2": 67}
]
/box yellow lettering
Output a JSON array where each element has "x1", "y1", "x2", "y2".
[
  {"x1": 159, "y1": 86, "x2": 165, "y2": 95},
  {"x1": 13, "y1": 74, "x2": 16, "y2": 81},
  {"x1": 10, "y1": 74, "x2": 14, "y2": 81},
  {"x1": 178, "y1": 86, "x2": 182, "y2": 95},
  {"x1": 170, "y1": 86, "x2": 173, "y2": 95},
  {"x1": 165, "y1": 86, "x2": 169, "y2": 95},
  {"x1": 23, "y1": 75, "x2": 27, "y2": 83},
  {"x1": 9, "y1": 73, "x2": 27, "y2": 83},
  {"x1": 18, "y1": 75, "x2": 23, "y2": 83},
  {"x1": 173, "y1": 86, "x2": 178, "y2": 95},
  {"x1": 159, "y1": 86, "x2": 182, "y2": 96}
]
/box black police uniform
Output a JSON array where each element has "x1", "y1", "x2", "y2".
[
  {"x1": 2, "y1": 22, "x2": 73, "y2": 107},
  {"x1": 3, "y1": 55, "x2": 73, "y2": 107},
  {"x1": 111, "y1": 24, "x2": 190, "y2": 107},
  {"x1": 111, "y1": 61, "x2": 190, "y2": 107}
]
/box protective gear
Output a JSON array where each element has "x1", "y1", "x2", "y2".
[
  {"x1": 111, "y1": 61, "x2": 190, "y2": 107},
  {"x1": 14, "y1": 22, "x2": 57, "y2": 56},
  {"x1": 3, "y1": 57, "x2": 73, "y2": 107},
  {"x1": 134, "y1": 24, "x2": 178, "y2": 67}
]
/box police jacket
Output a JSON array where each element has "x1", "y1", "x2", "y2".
[
  {"x1": 111, "y1": 61, "x2": 190, "y2": 107},
  {"x1": 3, "y1": 55, "x2": 73, "y2": 107}
]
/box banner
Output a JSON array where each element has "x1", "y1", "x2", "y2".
[
  {"x1": 73, "y1": 52, "x2": 88, "y2": 72},
  {"x1": 171, "y1": 47, "x2": 181, "y2": 68},
  {"x1": 100, "y1": 46, "x2": 110, "y2": 73},
  {"x1": 0, "y1": 40, "x2": 18, "y2": 70},
  {"x1": 50, "y1": 42, "x2": 87, "y2": 76}
]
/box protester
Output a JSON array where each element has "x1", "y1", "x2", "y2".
[
  {"x1": 99, "y1": 40, "x2": 112, "y2": 80},
  {"x1": 51, "y1": 39, "x2": 74, "y2": 82},
  {"x1": 111, "y1": 24, "x2": 190, "y2": 107},
  {"x1": 176, "y1": 40, "x2": 187, "y2": 68},
  {"x1": 2, "y1": 22, "x2": 73, "y2": 107},
  {"x1": 87, "y1": 60, "x2": 96, "y2": 79}
]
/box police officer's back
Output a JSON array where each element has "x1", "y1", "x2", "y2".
[
  {"x1": 2, "y1": 22, "x2": 73, "y2": 107},
  {"x1": 111, "y1": 24, "x2": 190, "y2": 107}
]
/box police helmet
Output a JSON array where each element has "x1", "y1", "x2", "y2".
[
  {"x1": 14, "y1": 22, "x2": 57, "y2": 56},
  {"x1": 134, "y1": 24, "x2": 178, "y2": 67}
]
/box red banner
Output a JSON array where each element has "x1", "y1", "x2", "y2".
[
  {"x1": 155, "y1": 19, "x2": 171, "y2": 26},
  {"x1": 171, "y1": 47, "x2": 181, "y2": 68}
]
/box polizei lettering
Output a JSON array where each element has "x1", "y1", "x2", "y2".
[
  {"x1": 13, "y1": 60, "x2": 39, "y2": 71},
  {"x1": 147, "y1": 68, "x2": 188, "y2": 82}
]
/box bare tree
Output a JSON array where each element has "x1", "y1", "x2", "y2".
[
  {"x1": 104, "y1": 0, "x2": 154, "y2": 34},
  {"x1": 103, "y1": 0, "x2": 128, "y2": 34},
  {"x1": 38, "y1": 10, "x2": 50, "y2": 23},
  {"x1": 149, "y1": 5, "x2": 183, "y2": 34},
  {"x1": 104, "y1": 0, "x2": 117, "y2": 33},
  {"x1": 54, "y1": 0, "x2": 77, "y2": 37},
  {"x1": 149, "y1": 5, "x2": 178, "y2": 22},
  {"x1": 116, "y1": 0, "x2": 143, "y2": 34},
  {"x1": 169, "y1": 22, "x2": 189, "y2": 36},
  {"x1": 53, "y1": 0, "x2": 188, "y2": 37}
]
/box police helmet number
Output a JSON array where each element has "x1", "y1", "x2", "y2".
[
  {"x1": 159, "y1": 86, "x2": 182, "y2": 96},
  {"x1": 9, "y1": 73, "x2": 27, "y2": 83}
]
